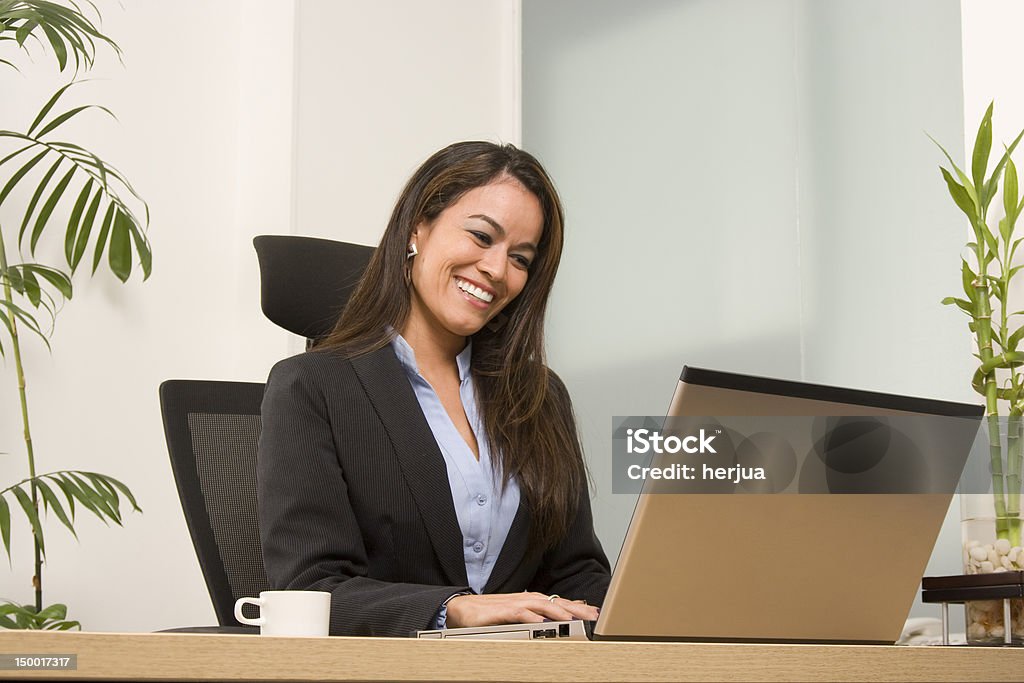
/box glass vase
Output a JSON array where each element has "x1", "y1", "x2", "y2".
[{"x1": 961, "y1": 494, "x2": 1024, "y2": 644}]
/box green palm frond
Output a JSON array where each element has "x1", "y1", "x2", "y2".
[
  {"x1": 0, "y1": 0, "x2": 119, "y2": 73},
  {"x1": 0, "y1": 290, "x2": 53, "y2": 351},
  {"x1": 0, "y1": 600, "x2": 80, "y2": 630},
  {"x1": 0, "y1": 470, "x2": 142, "y2": 559},
  {"x1": 0, "y1": 82, "x2": 150, "y2": 283},
  {"x1": 0, "y1": 262, "x2": 72, "y2": 349}
]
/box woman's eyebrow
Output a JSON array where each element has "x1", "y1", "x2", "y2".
[
  {"x1": 468, "y1": 213, "x2": 505, "y2": 234},
  {"x1": 468, "y1": 214, "x2": 538, "y2": 252}
]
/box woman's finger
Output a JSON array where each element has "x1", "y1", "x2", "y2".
[
  {"x1": 446, "y1": 592, "x2": 598, "y2": 628},
  {"x1": 550, "y1": 597, "x2": 600, "y2": 621}
]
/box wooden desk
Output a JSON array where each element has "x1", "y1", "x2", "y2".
[{"x1": 0, "y1": 630, "x2": 1021, "y2": 682}]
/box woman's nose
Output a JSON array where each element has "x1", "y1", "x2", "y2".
[{"x1": 477, "y1": 249, "x2": 507, "y2": 281}]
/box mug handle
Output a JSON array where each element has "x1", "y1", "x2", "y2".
[{"x1": 234, "y1": 597, "x2": 265, "y2": 626}]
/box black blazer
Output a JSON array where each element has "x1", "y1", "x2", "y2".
[{"x1": 257, "y1": 344, "x2": 611, "y2": 636}]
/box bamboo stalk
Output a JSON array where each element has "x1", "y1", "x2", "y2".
[
  {"x1": 0, "y1": 226, "x2": 43, "y2": 611},
  {"x1": 997, "y1": 229, "x2": 1021, "y2": 547},
  {"x1": 1007, "y1": 413, "x2": 1022, "y2": 546},
  {"x1": 972, "y1": 223, "x2": 1010, "y2": 539}
]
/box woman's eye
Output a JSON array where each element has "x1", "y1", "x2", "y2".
[
  {"x1": 512, "y1": 254, "x2": 532, "y2": 269},
  {"x1": 469, "y1": 230, "x2": 492, "y2": 245}
]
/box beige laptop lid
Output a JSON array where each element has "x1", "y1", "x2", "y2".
[{"x1": 594, "y1": 367, "x2": 982, "y2": 643}]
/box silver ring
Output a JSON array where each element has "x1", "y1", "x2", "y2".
[{"x1": 547, "y1": 594, "x2": 560, "y2": 603}]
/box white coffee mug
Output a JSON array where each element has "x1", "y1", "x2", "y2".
[{"x1": 234, "y1": 590, "x2": 331, "y2": 636}]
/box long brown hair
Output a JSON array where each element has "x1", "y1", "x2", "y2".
[{"x1": 318, "y1": 141, "x2": 584, "y2": 549}]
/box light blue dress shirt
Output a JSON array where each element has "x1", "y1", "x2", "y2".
[{"x1": 389, "y1": 334, "x2": 521, "y2": 602}]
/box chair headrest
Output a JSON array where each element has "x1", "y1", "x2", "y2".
[{"x1": 253, "y1": 235, "x2": 375, "y2": 341}]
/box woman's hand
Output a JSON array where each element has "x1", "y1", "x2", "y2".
[{"x1": 444, "y1": 592, "x2": 599, "y2": 628}]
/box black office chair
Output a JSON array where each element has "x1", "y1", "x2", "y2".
[
  {"x1": 160, "y1": 379, "x2": 267, "y2": 632},
  {"x1": 160, "y1": 236, "x2": 374, "y2": 631}
]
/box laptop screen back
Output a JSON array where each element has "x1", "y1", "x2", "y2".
[{"x1": 593, "y1": 366, "x2": 983, "y2": 643}]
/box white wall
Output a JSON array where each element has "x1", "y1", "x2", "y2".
[
  {"x1": 962, "y1": 0, "x2": 1024, "y2": 146},
  {"x1": 795, "y1": 0, "x2": 968, "y2": 398},
  {"x1": 0, "y1": 0, "x2": 518, "y2": 631},
  {"x1": 292, "y1": 0, "x2": 520, "y2": 241}
]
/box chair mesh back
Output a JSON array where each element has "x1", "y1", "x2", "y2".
[
  {"x1": 188, "y1": 413, "x2": 268, "y2": 607},
  {"x1": 160, "y1": 380, "x2": 269, "y2": 626}
]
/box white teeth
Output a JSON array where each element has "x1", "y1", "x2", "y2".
[{"x1": 456, "y1": 278, "x2": 493, "y2": 303}]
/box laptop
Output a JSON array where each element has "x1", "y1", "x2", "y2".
[
  {"x1": 416, "y1": 620, "x2": 590, "y2": 640},
  {"x1": 418, "y1": 366, "x2": 983, "y2": 643}
]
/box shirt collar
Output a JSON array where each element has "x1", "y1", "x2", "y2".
[{"x1": 389, "y1": 330, "x2": 473, "y2": 383}]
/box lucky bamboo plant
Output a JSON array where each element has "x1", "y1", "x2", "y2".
[
  {"x1": 938, "y1": 103, "x2": 1024, "y2": 548},
  {"x1": 0, "y1": 1, "x2": 148, "y2": 629}
]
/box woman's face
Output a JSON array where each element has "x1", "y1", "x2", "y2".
[{"x1": 407, "y1": 177, "x2": 544, "y2": 346}]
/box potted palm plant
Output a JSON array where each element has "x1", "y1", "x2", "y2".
[
  {"x1": 937, "y1": 102, "x2": 1024, "y2": 643},
  {"x1": 0, "y1": 1, "x2": 148, "y2": 629}
]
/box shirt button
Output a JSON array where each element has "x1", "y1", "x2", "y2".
[
  {"x1": 476, "y1": 494, "x2": 488, "y2": 506},
  {"x1": 472, "y1": 542, "x2": 484, "y2": 553}
]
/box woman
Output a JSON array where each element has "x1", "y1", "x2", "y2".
[{"x1": 257, "y1": 141, "x2": 610, "y2": 637}]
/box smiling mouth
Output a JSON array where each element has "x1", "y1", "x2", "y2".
[{"x1": 455, "y1": 277, "x2": 495, "y2": 303}]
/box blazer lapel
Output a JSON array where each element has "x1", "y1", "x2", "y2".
[
  {"x1": 483, "y1": 499, "x2": 533, "y2": 592},
  {"x1": 350, "y1": 346, "x2": 469, "y2": 587}
]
